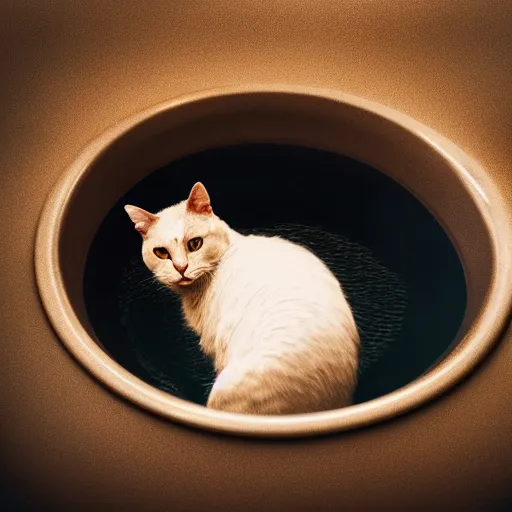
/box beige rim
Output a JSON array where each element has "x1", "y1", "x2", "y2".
[{"x1": 34, "y1": 84, "x2": 512, "y2": 438}]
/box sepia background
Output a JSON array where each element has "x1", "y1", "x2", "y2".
[{"x1": 1, "y1": 1, "x2": 511, "y2": 509}]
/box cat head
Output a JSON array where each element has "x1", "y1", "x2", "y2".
[{"x1": 125, "y1": 182, "x2": 230, "y2": 289}]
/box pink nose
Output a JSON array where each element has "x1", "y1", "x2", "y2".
[{"x1": 173, "y1": 261, "x2": 188, "y2": 274}]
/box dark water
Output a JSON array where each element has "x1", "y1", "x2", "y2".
[{"x1": 84, "y1": 144, "x2": 467, "y2": 406}]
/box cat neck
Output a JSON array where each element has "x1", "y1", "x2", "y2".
[{"x1": 178, "y1": 273, "x2": 212, "y2": 306}]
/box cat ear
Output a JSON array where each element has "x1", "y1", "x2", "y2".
[
  {"x1": 124, "y1": 205, "x2": 159, "y2": 237},
  {"x1": 186, "y1": 182, "x2": 212, "y2": 215}
]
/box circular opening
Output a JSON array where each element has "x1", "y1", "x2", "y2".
[
  {"x1": 35, "y1": 85, "x2": 512, "y2": 437},
  {"x1": 84, "y1": 144, "x2": 466, "y2": 406}
]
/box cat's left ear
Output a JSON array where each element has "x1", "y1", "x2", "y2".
[
  {"x1": 186, "y1": 182, "x2": 212, "y2": 215},
  {"x1": 124, "y1": 205, "x2": 159, "y2": 238}
]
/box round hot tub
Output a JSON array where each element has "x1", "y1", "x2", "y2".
[{"x1": 35, "y1": 85, "x2": 512, "y2": 438}]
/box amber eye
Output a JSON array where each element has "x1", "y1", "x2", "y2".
[
  {"x1": 153, "y1": 247, "x2": 170, "y2": 259},
  {"x1": 187, "y1": 237, "x2": 203, "y2": 252}
]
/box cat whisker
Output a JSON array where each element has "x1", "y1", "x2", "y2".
[
  {"x1": 187, "y1": 265, "x2": 218, "y2": 279},
  {"x1": 136, "y1": 273, "x2": 158, "y2": 284}
]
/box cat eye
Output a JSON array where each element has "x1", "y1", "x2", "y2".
[
  {"x1": 153, "y1": 247, "x2": 170, "y2": 259},
  {"x1": 187, "y1": 237, "x2": 203, "y2": 252}
]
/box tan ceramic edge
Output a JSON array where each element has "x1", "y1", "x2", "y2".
[{"x1": 34, "y1": 84, "x2": 512, "y2": 438}]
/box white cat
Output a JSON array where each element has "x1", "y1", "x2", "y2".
[{"x1": 125, "y1": 182, "x2": 360, "y2": 415}]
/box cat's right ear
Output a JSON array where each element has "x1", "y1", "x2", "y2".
[
  {"x1": 187, "y1": 182, "x2": 212, "y2": 215},
  {"x1": 124, "y1": 205, "x2": 159, "y2": 238}
]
